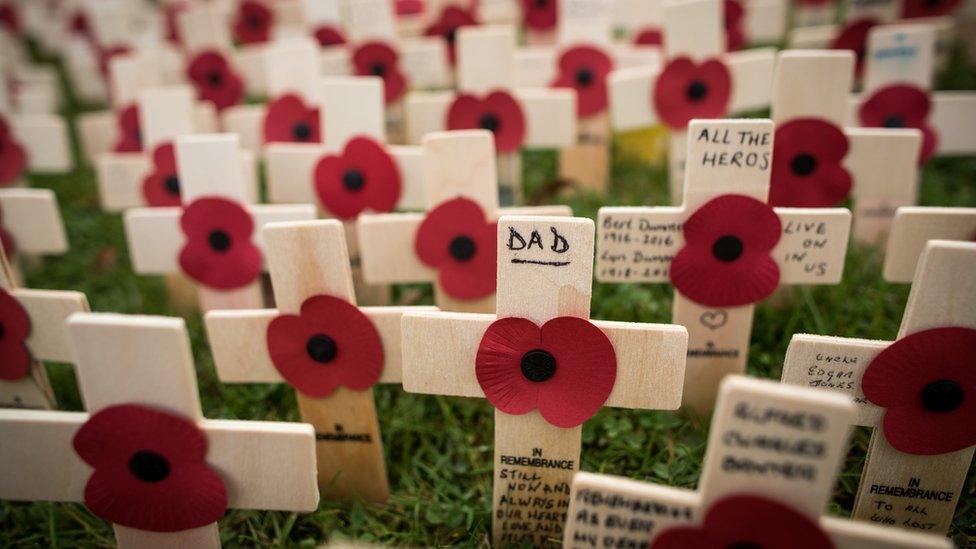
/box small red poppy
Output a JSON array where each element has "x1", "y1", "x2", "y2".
[
  {"x1": 178, "y1": 197, "x2": 261, "y2": 290},
  {"x1": 0, "y1": 3, "x2": 21, "y2": 35},
  {"x1": 69, "y1": 10, "x2": 92, "y2": 40},
  {"x1": 521, "y1": 0, "x2": 557, "y2": 31},
  {"x1": 352, "y1": 41, "x2": 408, "y2": 104},
  {"x1": 446, "y1": 90, "x2": 526, "y2": 153},
  {"x1": 476, "y1": 316, "x2": 616, "y2": 428},
  {"x1": 0, "y1": 202, "x2": 15, "y2": 256},
  {"x1": 0, "y1": 287, "x2": 31, "y2": 381},
  {"x1": 653, "y1": 495, "x2": 832, "y2": 549},
  {"x1": 232, "y1": 0, "x2": 273, "y2": 45},
  {"x1": 862, "y1": 327, "x2": 976, "y2": 455},
  {"x1": 670, "y1": 194, "x2": 781, "y2": 307},
  {"x1": 858, "y1": 84, "x2": 937, "y2": 165},
  {"x1": 831, "y1": 18, "x2": 877, "y2": 77},
  {"x1": 396, "y1": 0, "x2": 424, "y2": 16},
  {"x1": 313, "y1": 24, "x2": 346, "y2": 47},
  {"x1": 0, "y1": 116, "x2": 27, "y2": 186},
  {"x1": 424, "y1": 5, "x2": 478, "y2": 65},
  {"x1": 73, "y1": 404, "x2": 228, "y2": 532},
  {"x1": 725, "y1": 0, "x2": 746, "y2": 51},
  {"x1": 163, "y1": 2, "x2": 187, "y2": 45},
  {"x1": 187, "y1": 50, "x2": 244, "y2": 112},
  {"x1": 142, "y1": 143, "x2": 182, "y2": 207},
  {"x1": 414, "y1": 197, "x2": 497, "y2": 300},
  {"x1": 653, "y1": 56, "x2": 732, "y2": 130},
  {"x1": 769, "y1": 118, "x2": 852, "y2": 207},
  {"x1": 551, "y1": 45, "x2": 614, "y2": 118},
  {"x1": 902, "y1": 0, "x2": 961, "y2": 18},
  {"x1": 113, "y1": 104, "x2": 142, "y2": 153},
  {"x1": 266, "y1": 294, "x2": 384, "y2": 397},
  {"x1": 313, "y1": 136, "x2": 401, "y2": 220},
  {"x1": 263, "y1": 94, "x2": 321, "y2": 144},
  {"x1": 633, "y1": 27, "x2": 664, "y2": 47}
]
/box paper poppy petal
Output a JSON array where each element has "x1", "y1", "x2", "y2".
[
  {"x1": 313, "y1": 25, "x2": 346, "y2": 47},
  {"x1": 724, "y1": 0, "x2": 746, "y2": 51},
  {"x1": 415, "y1": 197, "x2": 491, "y2": 266},
  {"x1": 769, "y1": 118, "x2": 852, "y2": 207},
  {"x1": 902, "y1": 0, "x2": 961, "y2": 18},
  {"x1": 633, "y1": 28, "x2": 664, "y2": 46},
  {"x1": 424, "y1": 6, "x2": 477, "y2": 65},
  {"x1": 314, "y1": 136, "x2": 401, "y2": 220},
  {"x1": 831, "y1": 18, "x2": 877, "y2": 77},
  {"x1": 653, "y1": 57, "x2": 733, "y2": 130},
  {"x1": 352, "y1": 42, "x2": 408, "y2": 104},
  {"x1": 446, "y1": 91, "x2": 526, "y2": 153},
  {"x1": 113, "y1": 105, "x2": 142, "y2": 153},
  {"x1": 233, "y1": 0, "x2": 273, "y2": 45},
  {"x1": 551, "y1": 46, "x2": 613, "y2": 117},
  {"x1": 521, "y1": 0, "x2": 557, "y2": 30},
  {"x1": 186, "y1": 51, "x2": 244, "y2": 111},
  {"x1": 415, "y1": 197, "x2": 498, "y2": 299},
  {"x1": 263, "y1": 94, "x2": 321, "y2": 144},
  {"x1": 178, "y1": 198, "x2": 262, "y2": 290},
  {"x1": 142, "y1": 143, "x2": 183, "y2": 207},
  {"x1": 0, "y1": 288, "x2": 32, "y2": 381},
  {"x1": 476, "y1": 317, "x2": 542, "y2": 416},
  {"x1": 0, "y1": 117, "x2": 27, "y2": 185}
]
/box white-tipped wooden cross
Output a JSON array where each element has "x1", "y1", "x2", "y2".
[
  {"x1": 0, "y1": 312, "x2": 319, "y2": 548},
  {"x1": 596, "y1": 119, "x2": 852, "y2": 412},
  {"x1": 205, "y1": 219, "x2": 434, "y2": 502},
  {"x1": 401, "y1": 215, "x2": 688, "y2": 545},
  {"x1": 882, "y1": 206, "x2": 976, "y2": 282},
  {"x1": 562, "y1": 375, "x2": 953, "y2": 549},
  {"x1": 781, "y1": 240, "x2": 976, "y2": 534}
]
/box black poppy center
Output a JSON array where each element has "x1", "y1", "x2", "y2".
[
  {"x1": 292, "y1": 121, "x2": 312, "y2": 141},
  {"x1": 685, "y1": 80, "x2": 708, "y2": 102},
  {"x1": 726, "y1": 542, "x2": 763, "y2": 549},
  {"x1": 208, "y1": 230, "x2": 232, "y2": 252},
  {"x1": 479, "y1": 113, "x2": 501, "y2": 133},
  {"x1": 920, "y1": 379, "x2": 964, "y2": 413},
  {"x1": 128, "y1": 451, "x2": 171, "y2": 483},
  {"x1": 371, "y1": 63, "x2": 386, "y2": 77},
  {"x1": 207, "y1": 71, "x2": 223, "y2": 87},
  {"x1": 445, "y1": 27, "x2": 458, "y2": 45},
  {"x1": 449, "y1": 235, "x2": 477, "y2": 261},
  {"x1": 791, "y1": 153, "x2": 818, "y2": 177},
  {"x1": 712, "y1": 235, "x2": 744, "y2": 263},
  {"x1": 164, "y1": 175, "x2": 180, "y2": 196},
  {"x1": 575, "y1": 68, "x2": 594, "y2": 87},
  {"x1": 521, "y1": 349, "x2": 556, "y2": 382},
  {"x1": 342, "y1": 169, "x2": 366, "y2": 192},
  {"x1": 883, "y1": 115, "x2": 905, "y2": 128},
  {"x1": 923, "y1": 0, "x2": 942, "y2": 6},
  {"x1": 247, "y1": 14, "x2": 264, "y2": 29},
  {"x1": 306, "y1": 333, "x2": 338, "y2": 363},
  {"x1": 0, "y1": 322, "x2": 5, "y2": 339},
  {"x1": 533, "y1": 0, "x2": 548, "y2": 7}
]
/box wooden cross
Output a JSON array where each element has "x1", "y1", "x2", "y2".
[
  {"x1": 401, "y1": 214, "x2": 688, "y2": 545},
  {"x1": 123, "y1": 133, "x2": 315, "y2": 312},
  {"x1": 596, "y1": 118, "x2": 852, "y2": 412},
  {"x1": 0, "y1": 187, "x2": 68, "y2": 268},
  {"x1": 0, "y1": 103, "x2": 72, "y2": 181},
  {"x1": 883, "y1": 206, "x2": 976, "y2": 282},
  {"x1": 562, "y1": 375, "x2": 953, "y2": 549},
  {"x1": 781, "y1": 240, "x2": 976, "y2": 535},
  {"x1": 0, "y1": 312, "x2": 318, "y2": 548},
  {"x1": 356, "y1": 130, "x2": 572, "y2": 313},
  {"x1": 205, "y1": 219, "x2": 433, "y2": 502}
]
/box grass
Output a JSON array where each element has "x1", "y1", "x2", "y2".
[{"x1": 1, "y1": 41, "x2": 975, "y2": 548}]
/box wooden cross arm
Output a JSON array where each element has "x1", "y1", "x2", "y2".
[
  {"x1": 10, "y1": 113, "x2": 72, "y2": 172},
  {"x1": 883, "y1": 207, "x2": 976, "y2": 282},
  {"x1": 0, "y1": 409, "x2": 89, "y2": 502},
  {"x1": 821, "y1": 517, "x2": 953, "y2": 549},
  {"x1": 847, "y1": 92, "x2": 976, "y2": 154},
  {"x1": 774, "y1": 208, "x2": 851, "y2": 285},
  {"x1": 14, "y1": 289, "x2": 89, "y2": 363},
  {"x1": 0, "y1": 188, "x2": 68, "y2": 255}
]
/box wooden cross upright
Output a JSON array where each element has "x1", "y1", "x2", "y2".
[
  {"x1": 205, "y1": 219, "x2": 433, "y2": 502},
  {"x1": 596, "y1": 119, "x2": 852, "y2": 412},
  {"x1": 562, "y1": 375, "x2": 953, "y2": 549},
  {"x1": 123, "y1": 133, "x2": 315, "y2": 312},
  {"x1": 781, "y1": 240, "x2": 976, "y2": 534},
  {"x1": 0, "y1": 312, "x2": 318, "y2": 548},
  {"x1": 0, "y1": 92, "x2": 72, "y2": 182},
  {"x1": 356, "y1": 130, "x2": 572, "y2": 314},
  {"x1": 883, "y1": 206, "x2": 976, "y2": 282},
  {"x1": 401, "y1": 214, "x2": 688, "y2": 545}
]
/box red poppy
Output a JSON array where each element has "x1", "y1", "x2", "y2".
[
  {"x1": 769, "y1": 118, "x2": 852, "y2": 207},
  {"x1": 446, "y1": 90, "x2": 526, "y2": 153},
  {"x1": 424, "y1": 5, "x2": 478, "y2": 65},
  {"x1": 266, "y1": 295, "x2": 383, "y2": 397},
  {"x1": 0, "y1": 202, "x2": 15, "y2": 255},
  {"x1": 414, "y1": 197, "x2": 496, "y2": 300},
  {"x1": 0, "y1": 288, "x2": 31, "y2": 381},
  {"x1": 69, "y1": 10, "x2": 92, "y2": 40},
  {"x1": 113, "y1": 104, "x2": 142, "y2": 153},
  {"x1": 0, "y1": 116, "x2": 27, "y2": 186},
  {"x1": 902, "y1": 0, "x2": 961, "y2": 18},
  {"x1": 141, "y1": 143, "x2": 182, "y2": 207},
  {"x1": 653, "y1": 495, "x2": 832, "y2": 549},
  {"x1": 232, "y1": 0, "x2": 273, "y2": 45},
  {"x1": 396, "y1": 0, "x2": 424, "y2": 16},
  {"x1": 263, "y1": 94, "x2": 321, "y2": 144},
  {"x1": 521, "y1": 0, "x2": 557, "y2": 31},
  {"x1": 73, "y1": 404, "x2": 228, "y2": 532},
  {"x1": 313, "y1": 136, "x2": 401, "y2": 220},
  {"x1": 633, "y1": 27, "x2": 663, "y2": 47},
  {"x1": 653, "y1": 56, "x2": 732, "y2": 130},
  {"x1": 352, "y1": 41, "x2": 408, "y2": 104},
  {"x1": 178, "y1": 197, "x2": 261, "y2": 290},
  {"x1": 476, "y1": 316, "x2": 616, "y2": 428},
  {"x1": 0, "y1": 3, "x2": 21, "y2": 35},
  {"x1": 831, "y1": 18, "x2": 877, "y2": 77},
  {"x1": 163, "y1": 2, "x2": 187, "y2": 45},
  {"x1": 725, "y1": 0, "x2": 745, "y2": 51},
  {"x1": 862, "y1": 327, "x2": 976, "y2": 455},
  {"x1": 858, "y1": 84, "x2": 937, "y2": 164},
  {"x1": 187, "y1": 50, "x2": 244, "y2": 112},
  {"x1": 670, "y1": 194, "x2": 781, "y2": 307},
  {"x1": 313, "y1": 24, "x2": 346, "y2": 47},
  {"x1": 551, "y1": 46, "x2": 614, "y2": 118}
]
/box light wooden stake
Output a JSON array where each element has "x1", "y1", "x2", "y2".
[{"x1": 882, "y1": 207, "x2": 976, "y2": 282}]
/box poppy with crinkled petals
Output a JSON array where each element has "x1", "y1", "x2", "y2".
[
  {"x1": 263, "y1": 94, "x2": 321, "y2": 144},
  {"x1": 859, "y1": 84, "x2": 937, "y2": 164},
  {"x1": 770, "y1": 118, "x2": 852, "y2": 207},
  {"x1": 0, "y1": 116, "x2": 27, "y2": 185},
  {"x1": 831, "y1": 18, "x2": 877, "y2": 77},
  {"x1": 113, "y1": 104, "x2": 142, "y2": 153},
  {"x1": 232, "y1": 0, "x2": 273, "y2": 45},
  {"x1": 0, "y1": 3, "x2": 21, "y2": 35},
  {"x1": 266, "y1": 295, "x2": 384, "y2": 398},
  {"x1": 142, "y1": 143, "x2": 182, "y2": 207},
  {"x1": 179, "y1": 197, "x2": 261, "y2": 290},
  {"x1": 902, "y1": 0, "x2": 961, "y2": 18},
  {"x1": 424, "y1": 5, "x2": 477, "y2": 65},
  {"x1": 551, "y1": 46, "x2": 614, "y2": 118},
  {"x1": 476, "y1": 316, "x2": 616, "y2": 428},
  {"x1": 653, "y1": 495, "x2": 833, "y2": 549},
  {"x1": 187, "y1": 50, "x2": 244, "y2": 111},
  {"x1": 633, "y1": 27, "x2": 663, "y2": 46},
  {"x1": 313, "y1": 24, "x2": 346, "y2": 47},
  {"x1": 447, "y1": 91, "x2": 526, "y2": 153},
  {"x1": 670, "y1": 194, "x2": 781, "y2": 307},
  {"x1": 862, "y1": 327, "x2": 976, "y2": 455},
  {"x1": 314, "y1": 136, "x2": 401, "y2": 220},
  {"x1": 521, "y1": 0, "x2": 557, "y2": 30},
  {"x1": 72, "y1": 404, "x2": 228, "y2": 532},
  {"x1": 414, "y1": 197, "x2": 497, "y2": 299},
  {"x1": 0, "y1": 288, "x2": 31, "y2": 381},
  {"x1": 653, "y1": 56, "x2": 732, "y2": 130},
  {"x1": 724, "y1": 0, "x2": 746, "y2": 51},
  {"x1": 352, "y1": 42, "x2": 408, "y2": 104}
]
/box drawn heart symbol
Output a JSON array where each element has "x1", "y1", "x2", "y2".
[{"x1": 700, "y1": 309, "x2": 727, "y2": 330}]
